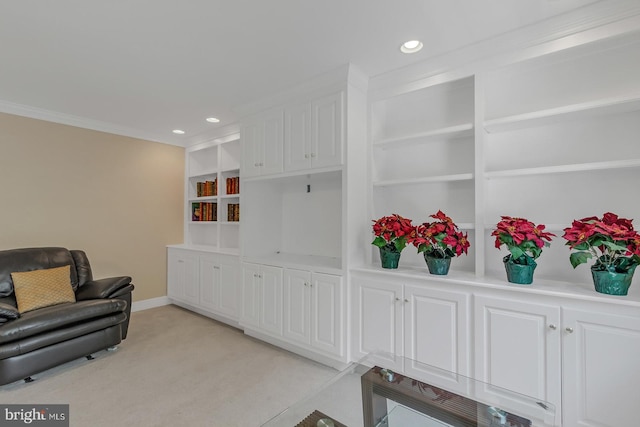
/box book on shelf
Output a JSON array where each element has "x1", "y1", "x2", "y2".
[
  {"x1": 227, "y1": 203, "x2": 240, "y2": 222},
  {"x1": 196, "y1": 179, "x2": 217, "y2": 197},
  {"x1": 192, "y1": 202, "x2": 217, "y2": 221},
  {"x1": 226, "y1": 176, "x2": 240, "y2": 195}
]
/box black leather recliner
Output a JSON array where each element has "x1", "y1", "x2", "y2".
[{"x1": 0, "y1": 247, "x2": 134, "y2": 385}]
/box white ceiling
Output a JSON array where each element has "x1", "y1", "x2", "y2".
[{"x1": 0, "y1": 0, "x2": 604, "y2": 146}]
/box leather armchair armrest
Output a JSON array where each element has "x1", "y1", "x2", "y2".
[
  {"x1": 75, "y1": 276, "x2": 132, "y2": 301},
  {"x1": 0, "y1": 302, "x2": 19, "y2": 322}
]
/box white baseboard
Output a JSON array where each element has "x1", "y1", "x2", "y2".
[{"x1": 131, "y1": 296, "x2": 170, "y2": 312}]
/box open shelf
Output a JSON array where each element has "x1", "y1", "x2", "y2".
[
  {"x1": 374, "y1": 173, "x2": 473, "y2": 187},
  {"x1": 484, "y1": 95, "x2": 640, "y2": 133},
  {"x1": 485, "y1": 158, "x2": 640, "y2": 179},
  {"x1": 374, "y1": 123, "x2": 474, "y2": 148}
]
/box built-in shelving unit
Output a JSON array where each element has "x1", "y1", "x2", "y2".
[
  {"x1": 481, "y1": 30, "x2": 640, "y2": 284},
  {"x1": 184, "y1": 133, "x2": 241, "y2": 253},
  {"x1": 370, "y1": 76, "x2": 476, "y2": 271},
  {"x1": 368, "y1": 29, "x2": 640, "y2": 283}
]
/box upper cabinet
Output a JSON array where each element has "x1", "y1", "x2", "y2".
[
  {"x1": 284, "y1": 92, "x2": 344, "y2": 172},
  {"x1": 241, "y1": 108, "x2": 284, "y2": 178}
]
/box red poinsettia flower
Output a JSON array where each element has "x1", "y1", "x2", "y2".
[
  {"x1": 408, "y1": 210, "x2": 470, "y2": 259},
  {"x1": 372, "y1": 214, "x2": 414, "y2": 252},
  {"x1": 562, "y1": 212, "x2": 640, "y2": 272},
  {"x1": 492, "y1": 216, "x2": 555, "y2": 263}
]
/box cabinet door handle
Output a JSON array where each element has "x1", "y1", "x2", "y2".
[
  {"x1": 404, "y1": 299, "x2": 409, "y2": 303},
  {"x1": 310, "y1": 153, "x2": 316, "y2": 158},
  {"x1": 395, "y1": 297, "x2": 400, "y2": 301},
  {"x1": 549, "y1": 324, "x2": 557, "y2": 330},
  {"x1": 254, "y1": 162, "x2": 259, "y2": 167},
  {"x1": 213, "y1": 266, "x2": 220, "y2": 270},
  {"x1": 305, "y1": 154, "x2": 309, "y2": 159},
  {"x1": 178, "y1": 260, "x2": 184, "y2": 263},
  {"x1": 565, "y1": 327, "x2": 574, "y2": 333}
]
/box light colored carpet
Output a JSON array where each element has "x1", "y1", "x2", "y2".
[{"x1": 0, "y1": 305, "x2": 338, "y2": 427}]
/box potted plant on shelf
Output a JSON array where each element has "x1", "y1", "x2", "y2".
[
  {"x1": 492, "y1": 216, "x2": 555, "y2": 285},
  {"x1": 409, "y1": 210, "x2": 470, "y2": 275},
  {"x1": 372, "y1": 214, "x2": 414, "y2": 269},
  {"x1": 562, "y1": 212, "x2": 640, "y2": 296}
]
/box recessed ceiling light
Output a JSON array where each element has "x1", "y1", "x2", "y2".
[
  {"x1": 172, "y1": 129, "x2": 185, "y2": 135},
  {"x1": 400, "y1": 40, "x2": 423, "y2": 54},
  {"x1": 206, "y1": 117, "x2": 220, "y2": 123}
]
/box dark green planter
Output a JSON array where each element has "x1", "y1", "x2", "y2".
[
  {"x1": 424, "y1": 255, "x2": 451, "y2": 275},
  {"x1": 503, "y1": 255, "x2": 537, "y2": 285},
  {"x1": 591, "y1": 266, "x2": 636, "y2": 296},
  {"x1": 379, "y1": 246, "x2": 401, "y2": 269}
]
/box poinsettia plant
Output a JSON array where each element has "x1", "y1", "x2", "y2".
[
  {"x1": 492, "y1": 216, "x2": 555, "y2": 264},
  {"x1": 562, "y1": 212, "x2": 640, "y2": 272},
  {"x1": 372, "y1": 214, "x2": 414, "y2": 252},
  {"x1": 409, "y1": 210, "x2": 470, "y2": 258}
]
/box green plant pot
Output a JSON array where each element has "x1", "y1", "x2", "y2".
[
  {"x1": 591, "y1": 266, "x2": 635, "y2": 296},
  {"x1": 503, "y1": 255, "x2": 537, "y2": 285},
  {"x1": 379, "y1": 246, "x2": 401, "y2": 269},
  {"x1": 424, "y1": 255, "x2": 451, "y2": 275}
]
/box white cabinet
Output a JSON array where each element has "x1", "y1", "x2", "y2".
[
  {"x1": 352, "y1": 276, "x2": 403, "y2": 369},
  {"x1": 474, "y1": 295, "x2": 562, "y2": 422},
  {"x1": 167, "y1": 247, "x2": 241, "y2": 324},
  {"x1": 474, "y1": 293, "x2": 640, "y2": 427},
  {"x1": 284, "y1": 92, "x2": 344, "y2": 172},
  {"x1": 352, "y1": 272, "x2": 470, "y2": 387},
  {"x1": 283, "y1": 268, "x2": 343, "y2": 356},
  {"x1": 242, "y1": 109, "x2": 284, "y2": 178},
  {"x1": 199, "y1": 253, "x2": 240, "y2": 318},
  {"x1": 167, "y1": 248, "x2": 199, "y2": 306},
  {"x1": 563, "y1": 307, "x2": 640, "y2": 427},
  {"x1": 240, "y1": 262, "x2": 284, "y2": 336}
]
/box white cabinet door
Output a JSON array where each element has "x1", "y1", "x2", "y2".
[
  {"x1": 217, "y1": 257, "x2": 239, "y2": 318},
  {"x1": 241, "y1": 120, "x2": 263, "y2": 178},
  {"x1": 241, "y1": 262, "x2": 261, "y2": 328},
  {"x1": 284, "y1": 102, "x2": 312, "y2": 172},
  {"x1": 403, "y1": 285, "x2": 470, "y2": 391},
  {"x1": 261, "y1": 109, "x2": 284, "y2": 176},
  {"x1": 474, "y1": 295, "x2": 561, "y2": 421},
  {"x1": 311, "y1": 272, "x2": 342, "y2": 356},
  {"x1": 199, "y1": 253, "x2": 219, "y2": 311},
  {"x1": 241, "y1": 110, "x2": 283, "y2": 177},
  {"x1": 352, "y1": 277, "x2": 403, "y2": 370},
  {"x1": 563, "y1": 308, "x2": 640, "y2": 427},
  {"x1": 259, "y1": 265, "x2": 284, "y2": 335},
  {"x1": 167, "y1": 249, "x2": 199, "y2": 306},
  {"x1": 312, "y1": 91, "x2": 343, "y2": 169},
  {"x1": 283, "y1": 268, "x2": 311, "y2": 344}
]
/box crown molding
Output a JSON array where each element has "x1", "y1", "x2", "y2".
[
  {"x1": 369, "y1": 0, "x2": 640, "y2": 100},
  {"x1": 0, "y1": 99, "x2": 184, "y2": 147}
]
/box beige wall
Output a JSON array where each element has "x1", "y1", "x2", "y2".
[{"x1": 0, "y1": 113, "x2": 184, "y2": 302}]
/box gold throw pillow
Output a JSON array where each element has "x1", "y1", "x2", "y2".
[{"x1": 12, "y1": 265, "x2": 76, "y2": 314}]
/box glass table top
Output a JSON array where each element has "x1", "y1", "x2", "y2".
[{"x1": 261, "y1": 354, "x2": 556, "y2": 427}]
